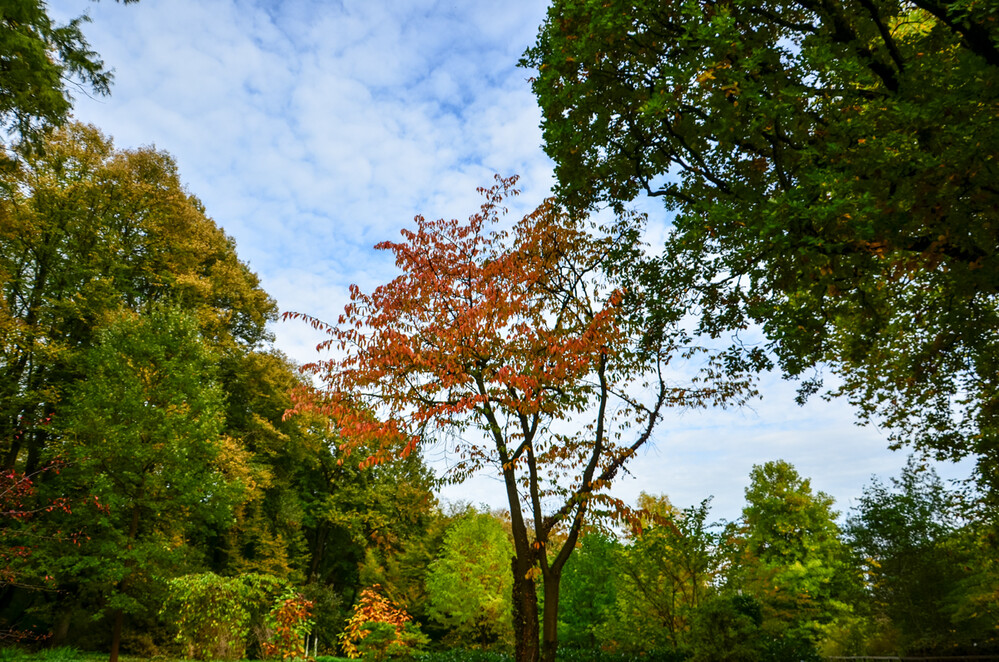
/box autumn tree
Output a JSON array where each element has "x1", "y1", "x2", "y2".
[
  {"x1": 524, "y1": 0, "x2": 999, "y2": 498},
  {"x1": 0, "y1": 123, "x2": 275, "y2": 654},
  {"x1": 287, "y1": 176, "x2": 758, "y2": 662}
]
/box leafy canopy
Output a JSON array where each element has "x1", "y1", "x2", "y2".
[
  {"x1": 524, "y1": 0, "x2": 999, "y2": 493},
  {"x1": 0, "y1": 0, "x2": 136, "y2": 150}
]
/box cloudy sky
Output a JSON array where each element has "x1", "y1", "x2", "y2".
[{"x1": 49, "y1": 0, "x2": 972, "y2": 523}]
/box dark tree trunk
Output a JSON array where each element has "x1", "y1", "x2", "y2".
[
  {"x1": 512, "y1": 554, "x2": 540, "y2": 662},
  {"x1": 109, "y1": 503, "x2": 140, "y2": 662},
  {"x1": 540, "y1": 569, "x2": 562, "y2": 662},
  {"x1": 108, "y1": 609, "x2": 123, "y2": 662}
]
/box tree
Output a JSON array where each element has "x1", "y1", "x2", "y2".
[
  {"x1": 0, "y1": 0, "x2": 136, "y2": 151},
  {"x1": 610, "y1": 495, "x2": 720, "y2": 653},
  {"x1": 425, "y1": 511, "x2": 514, "y2": 649},
  {"x1": 0, "y1": 122, "x2": 275, "y2": 476},
  {"x1": 44, "y1": 305, "x2": 239, "y2": 662},
  {"x1": 0, "y1": 123, "x2": 276, "y2": 655},
  {"x1": 287, "y1": 176, "x2": 758, "y2": 662},
  {"x1": 524, "y1": 0, "x2": 999, "y2": 496},
  {"x1": 557, "y1": 531, "x2": 620, "y2": 650},
  {"x1": 846, "y1": 459, "x2": 999, "y2": 655},
  {"x1": 735, "y1": 461, "x2": 852, "y2": 658}
]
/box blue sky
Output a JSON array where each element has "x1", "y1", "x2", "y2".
[{"x1": 49, "y1": 0, "x2": 972, "y2": 523}]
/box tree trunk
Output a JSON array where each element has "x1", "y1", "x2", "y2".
[
  {"x1": 109, "y1": 609, "x2": 123, "y2": 662},
  {"x1": 109, "y1": 503, "x2": 140, "y2": 662},
  {"x1": 512, "y1": 554, "x2": 540, "y2": 662},
  {"x1": 540, "y1": 569, "x2": 562, "y2": 662}
]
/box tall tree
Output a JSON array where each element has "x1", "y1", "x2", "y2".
[
  {"x1": 287, "y1": 176, "x2": 758, "y2": 662},
  {"x1": 0, "y1": 122, "x2": 275, "y2": 475},
  {"x1": 846, "y1": 459, "x2": 999, "y2": 655},
  {"x1": 0, "y1": 123, "x2": 276, "y2": 653},
  {"x1": 735, "y1": 461, "x2": 852, "y2": 658},
  {"x1": 43, "y1": 305, "x2": 237, "y2": 662},
  {"x1": 524, "y1": 0, "x2": 999, "y2": 496}
]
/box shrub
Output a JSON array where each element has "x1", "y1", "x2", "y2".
[
  {"x1": 261, "y1": 589, "x2": 315, "y2": 661},
  {"x1": 340, "y1": 585, "x2": 426, "y2": 660},
  {"x1": 161, "y1": 572, "x2": 285, "y2": 660}
]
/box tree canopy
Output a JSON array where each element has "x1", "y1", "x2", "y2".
[
  {"x1": 0, "y1": 0, "x2": 135, "y2": 150},
  {"x1": 524, "y1": 0, "x2": 999, "y2": 495}
]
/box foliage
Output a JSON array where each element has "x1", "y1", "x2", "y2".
[
  {"x1": 425, "y1": 512, "x2": 513, "y2": 649},
  {"x1": 262, "y1": 590, "x2": 316, "y2": 661},
  {"x1": 846, "y1": 459, "x2": 999, "y2": 655},
  {"x1": 288, "y1": 176, "x2": 758, "y2": 662},
  {"x1": 608, "y1": 496, "x2": 719, "y2": 653},
  {"x1": 557, "y1": 532, "x2": 620, "y2": 650},
  {"x1": 1, "y1": 122, "x2": 275, "y2": 478},
  {"x1": 39, "y1": 305, "x2": 240, "y2": 659},
  {"x1": 0, "y1": 0, "x2": 134, "y2": 150},
  {"x1": 163, "y1": 573, "x2": 269, "y2": 660},
  {"x1": 734, "y1": 461, "x2": 852, "y2": 656},
  {"x1": 687, "y1": 592, "x2": 765, "y2": 662},
  {"x1": 525, "y1": 0, "x2": 999, "y2": 498},
  {"x1": 340, "y1": 586, "x2": 423, "y2": 660}
]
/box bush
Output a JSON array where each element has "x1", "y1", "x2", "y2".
[
  {"x1": 161, "y1": 572, "x2": 285, "y2": 660},
  {"x1": 340, "y1": 586, "x2": 427, "y2": 660},
  {"x1": 261, "y1": 590, "x2": 315, "y2": 661}
]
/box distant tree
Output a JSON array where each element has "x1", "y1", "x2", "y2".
[
  {"x1": 525, "y1": 0, "x2": 999, "y2": 499},
  {"x1": 557, "y1": 531, "x2": 620, "y2": 650},
  {"x1": 846, "y1": 459, "x2": 999, "y2": 655},
  {"x1": 425, "y1": 511, "x2": 513, "y2": 649},
  {"x1": 735, "y1": 461, "x2": 852, "y2": 658},
  {"x1": 611, "y1": 495, "x2": 719, "y2": 653},
  {"x1": 287, "y1": 176, "x2": 758, "y2": 662}
]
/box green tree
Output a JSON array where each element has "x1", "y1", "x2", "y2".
[
  {"x1": 0, "y1": 122, "x2": 275, "y2": 475},
  {"x1": 846, "y1": 459, "x2": 999, "y2": 655},
  {"x1": 46, "y1": 305, "x2": 238, "y2": 662},
  {"x1": 557, "y1": 531, "x2": 620, "y2": 650},
  {"x1": 735, "y1": 461, "x2": 852, "y2": 658},
  {"x1": 524, "y1": 0, "x2": 999, "y2": 497},
  {"x1": 0, "y1": 0, "x2": 135, "y2": 150},
  {"x1": 610, "y1": 495, "x2": 719, "y2": 654},
  {"x1": 425, "y1": 511, "x2": 514, "y2": 649},
  {"x1": 0, "y1": 123, "x2": 275, "y2": 655}
]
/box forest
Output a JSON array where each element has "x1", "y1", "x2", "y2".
[{"x1": 2, "y1": 0, "x2": 998, "y2": 661}]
